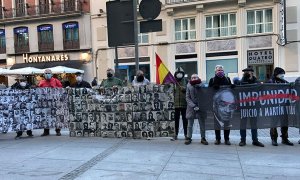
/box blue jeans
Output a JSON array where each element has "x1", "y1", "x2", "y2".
[
  {"x1": 187, "y1": 111, "x2": 207, "y2": 139},
  {"x1": 240, "y1": 129, "x2": 258, "y2": 142},
  {"x1": 240, "y1": 117, "x2": 258, "y2": 142}
]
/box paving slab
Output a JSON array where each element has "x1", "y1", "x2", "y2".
[
  {"x1": 158, "y1": 171, "x2": 244, "y2": 180},
  {"x1": 75, "y1": 169, "x2": 157, "y2": 180}
]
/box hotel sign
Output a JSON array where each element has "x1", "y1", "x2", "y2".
[
  {"x1": 247, "y1": 49, "x2": 274, "y2": 65},
  {"x1": 23, "y1": 54, "x2": 69, "y2": 63}
]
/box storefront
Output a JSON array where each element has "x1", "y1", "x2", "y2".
[
  {"x1": 247, "y1": 49, "x2": 274, "y2": 82},
  {"x1": 6, "y1": 51, "x2": 93, "y2": 86}
]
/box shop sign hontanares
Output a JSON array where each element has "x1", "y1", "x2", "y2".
[{"x1": 23, "y1": 53, "x2": 69, "y2": 63}]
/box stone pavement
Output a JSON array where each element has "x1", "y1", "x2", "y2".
[{"x1": 0, "y1": 127, "x2": 300, "y2": 180}]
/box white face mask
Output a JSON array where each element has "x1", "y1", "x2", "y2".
[
  {"x1": 20, "y1": 82, "x2": 26, "y2": 87},
  {"x1": 277, "y1": 74, "x2": 285, "y2": 80},
  {"x1": 76, "y1": 76, "x2": 83, "y2": 82},
  {"x1": 176, "y1": 73, "x2": 183, "y2": 79}
]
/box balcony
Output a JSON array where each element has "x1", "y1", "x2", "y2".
[
  {"x1": 165, "y1": 0, "x2": 229, "y2": 4},
  {"x1": 0, "y1": 0, "x2": 82, "y2": 25}
]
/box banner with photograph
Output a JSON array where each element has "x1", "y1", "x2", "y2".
[
  {"x1": 0, "y1": 88, "x2": 69, "y2": 133},
  {"x1": 196, "y1": 84, "x2": 300, "y2": 130}
]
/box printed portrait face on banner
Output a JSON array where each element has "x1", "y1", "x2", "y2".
[{"x1": 213, "y1": 89, "x2": 236, "y2": 128}]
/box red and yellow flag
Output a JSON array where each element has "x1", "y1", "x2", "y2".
[{"x1": 156, "y1": 53, "x2": 177, "y2": 84}]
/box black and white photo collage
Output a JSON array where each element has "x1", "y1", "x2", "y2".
[
  {"x1": 68, "y1": 84, "x2": 176, "y2": 139},
  {"x1": 0, "y1": 88, "x2": 69, "y2": 133},
  {"x1": 67, "y1": 88, "x2": 100, "y2": 137}
]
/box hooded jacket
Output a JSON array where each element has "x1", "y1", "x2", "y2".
[
  {"x1": 174, "y1": 67, "x2": 187, "y2": 108},
  {"x1": 269, "y1": 67, "x2": 288, "y2": 84},
  {"x1": 185, "y1": 80, "x2": 205, "y2": 119}
]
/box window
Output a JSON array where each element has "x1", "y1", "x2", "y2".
[
  {"x1": 175, "y1": 61, "x2": 198, "y2": 79},
  {"x1": 206, "y1": 13, "x2": 236, "y2": 38},
  {"x1": 63, "y1": 22, "x2": 79, "y2": 50},
  {"x1": 247, "y1": 9, "x2": 273, "y2": 34},
  {"x1": 206, "y1": 59, "x2": 238, "y2": 81},
  {"x1": 138, "y1": 33, "x2": 148, "y2": 44},
  {"x1": 14, "y1": 27, "x2": 29, "y2": 53},
  {"x1": 39, "y1": 0, "x2": 50, "y2": 14},
  {"x1": 64, "y1": 0, "x2": 76, "y2": 11},
  {"x1": 0, "y1": 29, "x2": 5, "y2": 53},
  {"x1": 15, "y1": 0, "x2": 25, "y2": 17},
  {"x1": 175, "y1": 18, "x2": 196, "y2": 41},
  {"x1": 38, "y1": 24, "x2": 54, "y2": 51},
  {"x1": 137, "y1": 24, "x2": 149, "y2": 44}
]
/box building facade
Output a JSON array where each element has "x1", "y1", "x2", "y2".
[
  {"x1": 91, "y1": 0, "x2": 299, "y2": 83},
  {"x1": 0, "y1": 0, "x2": 93, "y2": 85}
]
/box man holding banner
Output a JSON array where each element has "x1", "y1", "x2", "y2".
[
  {"x1": 209, "y1": 65, "x2": 232, "y2": 145},
  {"x1": 38, "y1": 69, "x2": 63, "y2": 136},
  {"x1": 239, "y1": 67, "x2": 264, "y2": 147},
  {"x1": 185, "y1": 74, "x2": 208, "y2": 145}
]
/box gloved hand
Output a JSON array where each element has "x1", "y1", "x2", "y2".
[
  {"x1": 231, "y1": 84, "x2": 236, "y2": 89},
  {"x1": 193, "y1": 106, "x2": 199, "y2": 111},
  {"x1": 213, "y1": 85, "x2": 220, "y2": 90}
]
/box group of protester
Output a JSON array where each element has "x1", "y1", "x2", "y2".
[
  {"x1": 173, "y1": 65, "x2": 300, "y2": 147},
  {"x1": 11, "y1": 67, "x2": 150, "y2": 139},
  {"x1": 8, "y1": 65, "x2": 300, "y2": 147}
]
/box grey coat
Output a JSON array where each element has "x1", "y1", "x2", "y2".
[{"x1": 185, "y1": 82, "x2": 205, "y2": 119}]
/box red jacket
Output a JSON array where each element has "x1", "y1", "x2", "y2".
[{"x1": 38, "y1": 77, "x2": 63, "y2": 88}]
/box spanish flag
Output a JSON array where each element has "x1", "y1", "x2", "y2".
[{"x1": 156, "y1": 53, "x2": 177, "y2": 84}]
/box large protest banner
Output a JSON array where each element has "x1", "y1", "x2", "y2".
[
  {"x1": 0, "y1": 88, "x2": 69, "y2": 133},
  {"x1": 1, "y1": 84, "x2": 299, "y2": 136},
  {"x1": 197, "y1": 84, "x2": 300, "y2": 130},
  {"x1": 68, "y1": 84, "x2": 176, "y2": 138}
]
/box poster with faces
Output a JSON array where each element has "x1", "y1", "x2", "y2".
[
  {"x1": 0, "y1": 88, "x2": 69, "y2": 133},
  {"x1": 68, "y1": 84, "x2": 175, "y2": 138}
]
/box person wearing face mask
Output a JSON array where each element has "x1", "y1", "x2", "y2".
[
  {"x1": 38, "y1": 69, "x2": 63, "y2": 136},
  {"x1": 132, "y1": 70, "x2": 150, "y2": 86},
  {"x1": 185, "y1": 74, "x2": 208, "y2": 145},
  {"x1": 209, "y1": 65, "x2": 232, "y2": 145},
  {"x1": 100, "y1": 68, "x2": 123, "y2": 88},
  {"x1": 12, "y1": 76, "x2": 33, "y2": 139},
  {"x1": 239, "y1": 67, "x2": 264, "y2": 147},
  {"x1": 71, "y1": 72, "x2": 92, "y2": 88},
  {"x1": 268, "y1": 67, "x2": 293, "y2": 146},
  {"x1": 170, "y1": 67, "x2": 188, "y2": 141}
]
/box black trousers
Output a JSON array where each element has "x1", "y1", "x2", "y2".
[
  {"x1": 16, "y1": 130, "x2": 32, "y2": 136},
  {"x1": 174, "y1": 108, "x2": 188, "y2": 136},
  {"x1": 215, "y1": 130, "x2": 230, "y2": 141},
  {"x1": 270, "y1": 126, "x2": 288, "y2": 140}
]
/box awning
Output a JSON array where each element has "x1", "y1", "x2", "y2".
[{"x1": 10, "y1": 60, "x2": 83, "y2": 70}]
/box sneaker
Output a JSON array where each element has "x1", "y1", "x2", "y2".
[
  {"x1": 272, "y1": 139, "x2": 278, "y2": 146},
  {"x1": 15, "y1": 135, "x2": 21, "y2": 140},
  {"x1": 184, "y1": 138, "x2": 192, "y2": 145},
  {"x1": 225, "y1": 140, "x2": 231, "y2": 145},
  {"x1": 282, "y1": 139, "x2": 294, "y2": 146},
  {"x1": 27, "y1": 134, "x2": 34, "y2": 138},
  {"x1": 239, "y1": 141, "x2": 246, "y2": 146},
  {"x1": 214, "y1": 139, "x2": 221, "y2": 145},
  {"x1": 201, "y1": 138, "x2": 208, "y2": 145},
  {"x1": 252, "y1": 141, "x2": 264, "y2": 147}
]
